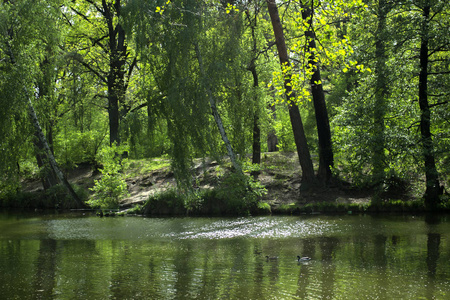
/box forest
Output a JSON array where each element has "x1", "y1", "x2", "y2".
[{"x1": 0, "y1": 0, "x2": 449, "y2": 214}]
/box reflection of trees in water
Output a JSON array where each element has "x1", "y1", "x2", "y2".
[
  {"x1": 33, "y1": 239, "x2": 57, "y2": 299},
  {"x1": 4, "y1": 216, "x2": 449, "y2": 299},
  {"x1": 294, "y1": 237, "x2": 339, "y2": 299},
  {"x1": 319, "y1": 237, "x2": 339, "y2": 300},
  {"x1": 425, "y1": 214, "x2": 441, "y2": 299},
  {"x1": 295, "y1": 238, "x2": 315, "y2": 299},
  {"x1": 374, "y1": 234, "x2": 387, "y2": 300},
  {"x1": 426, "y1": 233, "x2": 440, "y2": 277}
]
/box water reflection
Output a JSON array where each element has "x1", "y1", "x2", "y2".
[{"x1": 0, "y1": 214, "x2": 449, "y2": 299}]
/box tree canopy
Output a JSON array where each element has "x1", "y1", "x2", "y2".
[{"x1": 0, "y1": 0, "x2": 449, "y2": 209}]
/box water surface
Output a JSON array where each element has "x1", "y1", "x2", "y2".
[{"x1": 1, "y1": 212, "x2": 449, "y2": 299}]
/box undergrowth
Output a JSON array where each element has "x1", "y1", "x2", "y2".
[{"x1": 143, "y1": 172, "x2": 267, "y2": 216}]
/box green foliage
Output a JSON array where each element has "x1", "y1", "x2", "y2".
[
  {"x1": 45, "y1": 183, "x2": 89, "y2": 209},
  {"x1": 214, "y1": 172, "x2": 267, "y2": 214},
  {"x1": 256, "y1": 201, "x2": 272, "y2": 214},
  {"x1": 55, "y1": 130, "x2": 106, "y2": 168},
  {"x1": 1, "y1": 0, "x2": 450, "y2": 212},
  {"x1": 143, "y1": 171, "x2": 267, "y2": 216},
  {"x1": 299, "y1": 202, "x2": 369, "y2": 214},
  {"x1": 123, "y1": 204, "x2": 143, "y2": 215},
  {"x1": 87, "y1": 144, "x2": 129, "y2": 210},
  {"x1": 144, "y1": 188, "x2": 186, "y2": 215},
  {"x1": 125, "y1": 157, "x2": 170, "y2": 178}
]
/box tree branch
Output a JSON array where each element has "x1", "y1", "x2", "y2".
[
  {"x1": 429, "y1": 101, "x2": 448, "y2": 108},
  {"x1": 70, "y1": 6, "x2": 92, "y2": 24},
  {"x1": 124, "y1": 57, "x2": 137, "y2": 91},
  {"x1": 70, "y1": 52, "x2": 108, "y2": 84}
]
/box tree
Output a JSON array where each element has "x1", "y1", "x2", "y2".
[
  {"x1": 300, "y1": 0, "x2": 333, "y2": 183},
  {"x1": 0, "y1": 0, "x2": 84, "y2": 207},
  {"x1": 195, "y1": 42, "x2": 242, "y2": 173},
  {"x1": 65, "y1": 0, "x2": 137, "y2": 146},
  {"x1": 372, "y1": 0, "x2": 391, "y2": 189},
  {"x1": 416, "y1": 0, "x2": 445, "y2": 208},
  {"x1": 245, "y1": 5, "x2": 262, "y2": 166},
  {"x1": 266, "y1": 0, "x2": 316, "y2": 184}
]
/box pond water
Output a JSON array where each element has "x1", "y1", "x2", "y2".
[{"x1": 0, "y1": 212, "x2": 449, "y2": 299}]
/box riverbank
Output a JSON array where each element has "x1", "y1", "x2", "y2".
[{"x1": 12, "y1": 152, "x2": 449, "y2": 215}]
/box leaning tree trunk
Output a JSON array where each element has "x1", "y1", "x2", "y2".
[
  {"x1": 34, "y1": 55, "x2": 59, "y2": 190},
  {"x1": 33, "y1": 134, "x2": 58, "y2": 190},
  {"x1": 266, "y1": 0, "x2": 316, "y2": 184},
  {"x1": 418, "y1": 4, "x2": 441, "y2": 209},
  {"x1": 194, "y1": 43, "x2": 242, "y2": 174},
  {"x1": 6, "y1": 39, "x2": 84, "y2": 208},
  {"x1": 301, "y1": 0, "x2": 333, "y2": 183},
  {"x1": 27, "y1": 98, "x2": 85, "y2": 208}
]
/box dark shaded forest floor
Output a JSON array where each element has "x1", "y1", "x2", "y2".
[{"x1": 22, "y1": 152, "x2": 414, "y2": 212}]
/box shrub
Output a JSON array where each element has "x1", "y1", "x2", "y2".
[
  {"x1": 214, "y1": 172, "x2": 267, "y2": 215},
  {"x1": 87, "y1": 144, "x2": 129, "y2": 210},
  {"x1": 143, "y1": 189, "x2": 186, "y2": 215},
  {"x1": 45, "y1": 184, "x2": 89, "y2": 209}
]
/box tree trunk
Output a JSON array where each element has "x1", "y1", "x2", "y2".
[
  {"x1": 194, "y1": 43, "x2": 242, "y2": 174},
  {"x1": 105, "y1": 0, "x2": 127, "y2": 146},
  {"x1": 246, "y1": 9, "x2": 261, "y2": 165},
  {"x1": 5, "y1": 37, "x2": 84, "y2": 208},
  {"x1": 301, "y1": 0, "x2": 333, "y2": 183},
  {"x1": 267, "y1": 132, "x2": 279, "y2": 152},
  {"x1": 266, "y1": 0, "x2": 316, "y2": 184},
  {"x1": 372, "y1": 0, "x2": 389, "y2": 189},
  {"x1": 419, "y1": 4, "x2": 441, "y2": 208},
  {"x1": 27, "y1": 98, "x2": 85, "y2": 208},
  {"x1": 33, "y1": 136, "x2": 58, "y2": 190},
  {"x1": 33, "y1": 53, "x2": 58, "y2": 190},
  {"x1": 249, "y1": 63, "x2": 261, "y2": 165},
  {"x1": 267, "y1": 96, "x2": 279, "y2": 152}
]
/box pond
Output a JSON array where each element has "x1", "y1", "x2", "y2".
[{"x1": 0, "y1": 212, "x2": 449, "y2": 299}]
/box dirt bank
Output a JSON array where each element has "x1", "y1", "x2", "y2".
[{"x1": 21, "y1": 152, "x2": 377, "y2": 212}]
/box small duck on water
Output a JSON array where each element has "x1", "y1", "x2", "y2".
[
  {"x1": 297, "y1": 256, "x2": 312, "y2": 262},
  {"x1": 266, "y1": 255, "x2": 278, "y2": 261}
]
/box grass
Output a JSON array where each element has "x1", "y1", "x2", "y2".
[{"x1": 124, "y1": 157, "x2": 171, "y2": 178}]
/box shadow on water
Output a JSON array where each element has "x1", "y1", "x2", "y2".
[
  {"x1": 425, "y1": 213, "x2": 442, "y2": 300},
  {"x1": 0, "y1": 213, "x2": 449, "y2": 299}
]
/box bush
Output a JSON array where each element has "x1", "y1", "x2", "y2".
[
  {"x1": 142, "y1": 172, "x2": 267, "y2": 216},
  {"x1": 211, "y1": 172, "x2": 267, "y2": 215},
  {"x1": 143, "y1": 189, "x2": 186, "y2": 215},
  {"x1": 87, "y1": 144, "x2": 129, "y2": 210},
  {"x1": 45, "y1": 184, "x2": 89, "y2": 209}
]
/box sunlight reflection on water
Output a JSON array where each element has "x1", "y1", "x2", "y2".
[
  {"x1": 44, "y1": 216, "x2": 346, "y2": 240},
  {"x1": 1, "y1": 213, "x2": 450, "y2": 299},
  {"x1": 174, "y1": 217, "x2": 342, "y2": 240}
]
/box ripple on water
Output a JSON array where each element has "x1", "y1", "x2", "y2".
[
  {"x1": 44, "y1": 216, "x2": 348, "y2": 241},
  {"x1": 175, "y1": 217, "x2": 342, "y2": 240}
]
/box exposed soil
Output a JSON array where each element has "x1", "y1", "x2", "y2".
[{"x1": 22, "y1": 152, "x2": 375, "y2": 211}]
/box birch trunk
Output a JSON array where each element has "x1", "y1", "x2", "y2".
[
  {"x1": 6, "y1": 39, "x2": 84, "y2": 208},
  {"x1": 194, "y1": 43, "x2": 242, "y2": 174},
  {"x1": 27, "y1": 98, "x2": 85, "y2": 208}
]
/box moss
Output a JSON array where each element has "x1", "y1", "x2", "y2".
[
  {"x1": 367, "y1": 199, "x2": 426, "y2": 213},
  {"x1": 297, "y1": 202, "x2": 368, "y2": 214},
  {"x1": 274, "y1": 203, "x2": 300, "y2": 214}
]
